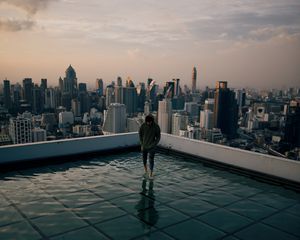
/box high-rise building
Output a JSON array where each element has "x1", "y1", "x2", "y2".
[
  {"x1": 58, "y1": 111, "x2": 74, "y2": 127},
  {"x1": 284, "y1": 106, "x2": 300, "y2": 147},
  {"x1": 172, "y1": 112, "x2": 188, "y2": 136},
  {"x1": 59, "y1": 77, "x2": 64, "y2": 92},
  {"x1": 41, "y1": 113, "x2": 57, "y2": 132},
  {"x1": 164, "y1": 81, "x2": 175, "y2": 98},
  {"x1": 22, "y1": 78, "x2": 33, "y2": 107},
  {"x1": 32, "y1": 85, "x2": 42, "y2": 114},
  {"x1": 184, "y1": 102, "x2": 200, "y2": 121},
  {"x1": 200, "y1": 110, "x2": 214, "y2": 129},
  {"x1": 117, "y1": 76, "x2": 122, "y2": 86},
  {"x1": 115, "y1": 77, "x2": 123, "y2": 104},
  {"x1": 71, "y1": 98, "x2": 81, "y2": 117},
  {"x1": 11, "y1": 83, "x2": 21, "y2": 113},
  {"x1": 40, "y1": 78, "x2": 47, "y2": 112},
  {"x1": 173, "y1": 78, "x2": 180, "y2": 96},
  {"x1": 3, "y1": 79, "x2": 11, "y2": 111},
  {"x1": 61, "y1": 92, "x2": 72, "y2": 110},
  {"x1": 102, "y1": 103, "x2": 126, "y2": 134},
  {"x1": 45, "y1": 88, "x2": 57, "y2": 109},
  {"x1": 214, "y1": 81, "x2": 238, "y2": 139},
  {"x1": 105, "y1": 85, "x2": 115, "y2": 108},
  {"x1": 123, "y1": 84, "x2": 137, "y2": 117},
  {"x1": 96, "y1": 78, "x2": 104, "y2": 96},
  {"x1": 204, "y1": 98, "x2": 214, "y2": 111},
  {"x1": 9, "y1": 117, "x2": 32, "y2": 144},
  {"x1": 78, "y1": 83, "x2": 87, "y2": 92},
  {"x1": 192, "y1": 67, "x2": 197, "y2": 93},
  {"x1": 158, "y1": 99, "x2": 172, "y2": 133},
  {"x1": 137, "y1": 82, "x2": 146, "y2": 112},
  {"x1": 235, "y1": 89, "x2": 246, "y2": 115},
  {"x1": 78, "y1": 91, "x2": 90, "y2": 114},
  {"x1": 40, "y1": 78, "x2": 47, "y2": 90},
  {"x1": 63, "y1": 65, "x2": 78, "y2": 98}
]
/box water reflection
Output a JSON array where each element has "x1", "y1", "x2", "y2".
[{"x1": 135, "y1": 178, "x2": 159, "y2": 227}]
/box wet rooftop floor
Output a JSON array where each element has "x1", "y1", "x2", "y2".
[{"x1": 0, "y1": 151, "x2": 300, "y2": 240}]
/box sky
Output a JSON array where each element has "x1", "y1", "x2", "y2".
[{"x1": 0, "y1": 0, "x2": 300, "y2": 90}]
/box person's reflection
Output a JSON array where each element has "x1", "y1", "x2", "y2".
[{"x1": 135, "y1": 178, "x2": 159, "y2": 228}]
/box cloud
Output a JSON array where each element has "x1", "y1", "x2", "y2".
[
  {"x1": 0, "y1": 18, "x2": 35, "y2": 31},
  {"x1": 0, "y1": 0, "x2": 56, "y2": 15},
  {"x1": 0, "y1": 0, "x2": 57, "y2": 31}
]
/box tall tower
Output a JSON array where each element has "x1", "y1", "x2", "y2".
[
  {"x1": 123, "y1": 84, "x2": 137, "y2": 117},
  {"x1": 102, "y1": 103, "x2": 126, "y2": 134},
  {"x1": 3, "y1": 79, "x2": 11, "y2": 111},
  {"x1": 105, "y1": 84, "x2": 115, "y2": 108},
  {"x1": 96, "y1": 78, "x2": 104, "y2": 96},
  {"x1": 158, "y1": 99, "x2": 172, "y2": 133},
  {"x1": 22, "y1": 78, "x2": 33, "y2": 106},
  {"x1": 115, "y1": 77, "x2": 123, "y2": 104},
  {"x1": 63, "y1": 65, "x2": 78, "y2": 98},
  {"x1": 32, "y1": 84, "x2": 42, "y2": 114},
  {"x1": 192, "y1": 66, "x2": 197, "y2": 93},
  {"x1": 214, "y1": 81, "x2": 238, "y2": 139},
  {"x1": 45, "y1": 88, "x2": 56, "y2": 109}
]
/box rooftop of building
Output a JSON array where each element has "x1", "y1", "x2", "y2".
[{"x1": 0, "y1": 133, "x2": 300, "y2": 239}]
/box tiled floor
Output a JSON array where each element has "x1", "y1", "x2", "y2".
[{"x1": 0, "y1": 151, "x2": 300, "y2": 240}]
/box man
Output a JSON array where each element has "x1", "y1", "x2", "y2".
[{"x1": 139, "y1": 114, "x2": 161, "y2": 179}]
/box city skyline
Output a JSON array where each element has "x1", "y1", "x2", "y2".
[{"x1": 1, "y1": 0, "x2": 300, "y2": 89}]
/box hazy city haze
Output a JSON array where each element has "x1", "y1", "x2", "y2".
[{"x1": 1, "y1": 0, "x2": 300, "y2": 89}]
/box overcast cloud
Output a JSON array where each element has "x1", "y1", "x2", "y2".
[{"x1": 0, "y1": 0, "x2": 299, "y2": 88}]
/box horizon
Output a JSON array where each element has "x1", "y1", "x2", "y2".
[{"x1": 1, "y1": 0, "x2": 300, "y2": 89}]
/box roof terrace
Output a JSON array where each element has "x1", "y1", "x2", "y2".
[{"x1": 0, "y1": 133, "x2": 299, "y2": 240}]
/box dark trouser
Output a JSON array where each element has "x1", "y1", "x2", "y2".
[{"x1": 142, "y1": 148, "x2": 155, "y2": 171}]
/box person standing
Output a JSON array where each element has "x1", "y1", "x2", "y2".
[{"x1": 139, "y1": 114, "x2": 161, "y2": 179}]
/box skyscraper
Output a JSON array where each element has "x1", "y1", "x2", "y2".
[
  {"x1": 105, "y1": 84, "x2": 115, "y2": 108},
  {"x1": 158, "y1": 99, "x2": 172, "y2": 133},
  {"x1": 22, "y1": 78, "x2": 33, "y2": 107},
  {"x1": 3, "y1": 79, "x2": 11, "y2": 112},
  {"x1": 40, "y1": 78, "x2": 47, "y2": 112},
  {"x1": 32, "y1": 84, "x2": 42, "y2": 114},
  {"x1": 173, "y1": 78, "x2": 180, "y2": 96},
  {"x1": 115, "y1": 77, "x2": 123, "y2": 104},
  {"x1": 63, "y1": 65, "x2": 78, "y2": 98},
  {"x1": 214, "y1": 81, "x2": 238, "y2": 139},
  {"x1": 192, "y1": 67, "x2": 197, "y2": 93},
  {"x1": 96, "y1": 78, "x2": 104, "y2": 96},
  {"x1": 200, "y1": 110, "x2": 214, "y2": 129},
  {"x1": 102, "y1": 103, "x2": 126, "y2": 134},
  {"x1": 164, "y1": 81, "x2": 175, "y2": 98},
  {"x1": 123, "y1": 82, "x2": 137, "y2": 117},
  {"x1": 137, "y1": 82, "x2": 146, "y2": 112}
]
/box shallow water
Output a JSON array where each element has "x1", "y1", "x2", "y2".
[{"x1": 0, "y1": 151, "x2": 299, "y2": 240}]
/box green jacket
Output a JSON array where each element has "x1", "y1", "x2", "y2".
[{"x1": 139, "y1": 122, "x2": 161, "y2": 150}]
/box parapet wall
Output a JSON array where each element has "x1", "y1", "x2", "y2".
[
  {"x1": 159, "y1": 133, "x2": 300, "y2": 184},
  {"x1": 0, "y1": 133, "x2": 140, "y2": 165},
  {"x1": 1, "y1": 132, "x2": 299, "y2": 184}
]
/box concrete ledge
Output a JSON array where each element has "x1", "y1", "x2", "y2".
[
  {"x1": 1, "y1": 132, "x2": 299, "y2": 187},
  {"x1": 0, "y1": 133, "x2": 140, "y2": 165},
  {"x1": 159, "y1": 133, "x2": 300, "y2": 184}
]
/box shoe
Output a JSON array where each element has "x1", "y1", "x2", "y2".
[{"x1": 143, "y1": 172, "x2": 148, "y2": 179}]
